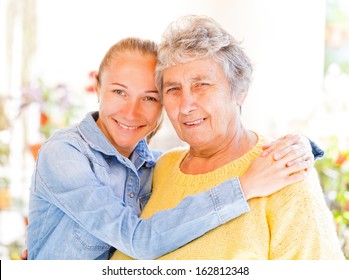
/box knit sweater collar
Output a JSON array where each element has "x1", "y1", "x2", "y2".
[{"x1": 169, "y1": 133, "x2": 266, "y2": 188}]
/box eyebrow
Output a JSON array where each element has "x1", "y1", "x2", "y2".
[
  {"x1": 163, "y1": 74, "x2": 212, "y2": 88},
  {"x1": 111, "y1": 82, "x2": 159, "y2": 94},
  {"x1": 162, "y1": 81, "x2": 180, "y2": 89},
  {"x1": 110, "y1": 82, "x2": 127, "y2": 88},
  {"x1": 190, "y1": 75, "x2": 211, "y2": 82}
]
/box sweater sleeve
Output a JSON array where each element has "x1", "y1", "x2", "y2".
[
  {"x1": 33, "y1": 140, "x2": 249, "y2": 260},
  {"x1": 267, "y1": 169, "x2": 345, "y2": 259}
]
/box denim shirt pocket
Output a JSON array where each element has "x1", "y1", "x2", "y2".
[{"x1": 73, "y1": 222, "x2": 111, "y2": 251}]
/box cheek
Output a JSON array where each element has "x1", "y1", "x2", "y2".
[
  {"x1": 98, "y1": 93, "x2": 109, "y2": 111},
  {"x1": 100, "y1": 96, "x2": 122, "y2": 115},
  {"x1": 164, "y1": 108, "x2": 179, "y2": 130},
  {"x1": 99, "y1": 101, "x2": 112, "y2": 116},
  {"x1": 147, "y1": 105, "x2": 163, "y2": 127},
  {"x1": 163, "y1": 100, "x2": 177, "y2": 120}
]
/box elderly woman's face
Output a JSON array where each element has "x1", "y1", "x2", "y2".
[{"x1": 162, "y1": 57, "x2": 243, "y2": 150}]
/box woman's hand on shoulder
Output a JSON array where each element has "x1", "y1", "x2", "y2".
[
  {"x1": 240, "y1": 134, "x2": 313, "y2": 200},
  {"x1": 261, "y1": 134, "x2": 314, "y2": 169}
]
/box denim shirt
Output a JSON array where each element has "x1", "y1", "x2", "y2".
[{"x1": 27, "y1": 112, "x2": 249, "y2": 260}]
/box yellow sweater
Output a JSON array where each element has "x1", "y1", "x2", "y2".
[{"x1": 112, "y1": 134, "x2": 345, "y2": 260}]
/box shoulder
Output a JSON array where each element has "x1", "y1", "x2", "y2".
[
  {"x1": 267, "y1": 169, "x2": 329, "y2": 215},
  {"x1": 35, "y1": 132, "x2": 98, "y2": 188},
  {"x1": 37, "y1": 125, "x2": 89, "y2": 166},
  {"x1": 157, "y1": 147, "x2": 188, "y2": 164},
  {"x1": 253, "y1": 132, "x2": 274, "y2": 147},
  {"x1": 153, "y1": 147, "x2": 188, "y2": 172},
  {"x1": 150, "y1": 149, "x2": 163, "y2": 162}
]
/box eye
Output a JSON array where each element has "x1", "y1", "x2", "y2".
[
  {"x1": 143, "y1": 96, "x2": 159, "y2": 102},
  {"x1": 113, "y1": 89, "x2": 125, "y2": 96},
  {"x1": 194, "y1": 82, "x2": 210, "y2": 88},
  {"x1": 165, "y1": 87, "x2": 180, "y2": 94}
]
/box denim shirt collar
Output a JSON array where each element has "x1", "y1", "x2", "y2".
[{"x1": 77, "y1": 111, "x2": 156, "y2": 169}]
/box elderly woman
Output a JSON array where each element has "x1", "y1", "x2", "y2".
[{"x1": 112, "y1": 15, "x2": 345, "y2": 260}]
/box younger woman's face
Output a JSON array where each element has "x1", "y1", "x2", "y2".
[{"x1": 96, "y1": 51, "x2": 162, "y2": 157}]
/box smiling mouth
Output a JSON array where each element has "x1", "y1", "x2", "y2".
[
  {"x1": 184, "y1": 118, "x2": 206, "y2": 126},
  {"x1": 116, "y1": 120, "x2": 143, "y2": 130}
]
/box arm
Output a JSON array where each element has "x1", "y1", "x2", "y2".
[
  {"x1": 31, "y1": 135, "x2": 317, "y2": 259},
  {"x1": 267, "y1": 170, "x2": 345, "y2": 259},
  {"x1": 308, "y1": 138, "x2": 325, "y2": 160},
  {"x1": 33, "y1": 139, "x2": 247, "y2": 260}
]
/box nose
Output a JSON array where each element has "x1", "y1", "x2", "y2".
[
  {"x1": 179, "y1": 90, "x2": 197, "y2": 115},
  {"x1": 122, "y1": 99, "x2": 141, "y2": 121}
]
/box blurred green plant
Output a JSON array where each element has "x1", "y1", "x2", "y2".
[
  {"x1": 315, "y1": 136, "x2": 349, "y2": 259},
  {"x1": 0, "y1": 140, "x2": 10, "y2": 166},
  {"x1": 0, "y1": 97, "x2": 10, "y2": 132},
  {"x1": 0, "y1": 97, "x2": 11, "y2": 209},
  {"x1": 325, "y1": 0, "x2": 349, "y2": 75}
]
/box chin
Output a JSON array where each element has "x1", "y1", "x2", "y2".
[{"x1": 186, "y1": 138, "x2": 209, "y2": 148}]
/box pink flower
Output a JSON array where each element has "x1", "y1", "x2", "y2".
[{"x1": 85, "y1": 71, "x2": 97, "y2": 94}]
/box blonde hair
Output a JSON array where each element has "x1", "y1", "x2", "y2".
[{"x1": 96, "y1": 37, "x2": 158, "y2": 86}]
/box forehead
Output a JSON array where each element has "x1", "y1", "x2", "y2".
[
  {"x1": 111, "y1": 52, "x2": 156, "y2": 68},
  {"x1": 99, "y1": 53, "x2": 157, "y2": 92},
  {"x1": 162, "y1": 58, "x2": 224, "y2": 83},
  {"x1": 102, "y1": 52, "x2": 156, "y2": 78}
]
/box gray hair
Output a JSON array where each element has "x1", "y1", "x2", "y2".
[{"x1": 155, "y1": 15, "x2": 253, "y2": 99}]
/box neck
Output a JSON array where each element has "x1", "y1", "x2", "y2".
[
  {"x1": 96, "y1": 118, "x2": 133, "y2": 158},
  {"x1": 181, "y1": 127, "x2": 257, "y2": 175}
]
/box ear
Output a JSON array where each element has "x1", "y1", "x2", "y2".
[
  {"x1": 93, "y1": 72, "x2": 100, "y2": 102},
  {"x1": 236, "y1": 91, "x2": 247, "y2": 107}
]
